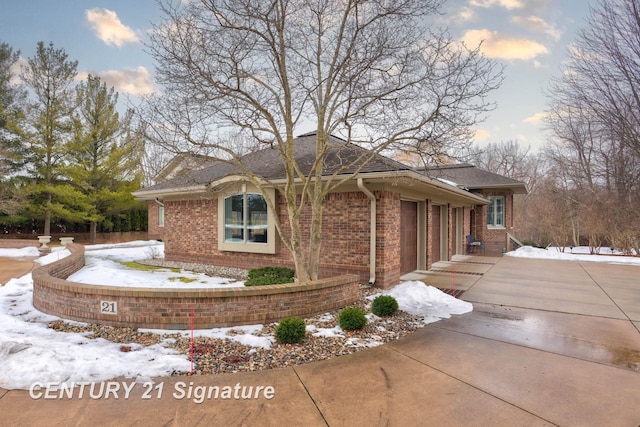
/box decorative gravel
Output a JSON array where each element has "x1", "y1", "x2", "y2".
[
  {"x1": 47, "y1": 285, "x2": 424, "y2": 376},
  {"x1": 137, "y1": 258, "x2": 249, "y2": 280}
]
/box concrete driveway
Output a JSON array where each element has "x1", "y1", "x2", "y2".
[{"x1": 1, "y1": 255, "x2": 639, "y2": 426}]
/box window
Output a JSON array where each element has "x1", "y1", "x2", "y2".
[
  {"x1": 224, "y1": 193, "x2": 268, "y2": 243},
  {"x1": 158, "y1": 206, "x2": 165, "y2": 227},
  {"x1": 487, "y1": 196, "x2": 505, "y2": 228},
  {"x1": 218, "y1": 187, "x2": 277, "y2": 254}
]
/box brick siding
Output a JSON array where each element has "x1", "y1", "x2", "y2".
[
  {"x1": 162, "y1": 190, "x2": 403, "y2": 288},
  {"x1": 472, "y1": 191, "x2": 514, "y2": 255}
]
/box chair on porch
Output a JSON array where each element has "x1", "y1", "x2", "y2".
[{"x1": 466, "y1": 234, "x2": 484, "y2": 254}]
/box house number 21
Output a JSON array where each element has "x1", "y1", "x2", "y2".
[{"x1": 100, "y1": 301, "x2": 118, "y2": 315}]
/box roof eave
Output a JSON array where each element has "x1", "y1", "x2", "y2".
[
  {"x1": 465, "y1": 183, "x2": 529, "y2": 194},
  {"x1": 141, "y1": 170, "x2": 488, "y2": 205},
  {"x1": 269, "y1": 170, "x2": 489, "y2": 205},
  {"x1": 132, "y1": 184, "x2": 210, "y2": 200}
]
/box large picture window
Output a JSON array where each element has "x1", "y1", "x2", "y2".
[
  {"x1": 218, "y1": 186, "x2": 277, "y2": 254},
  {"x1": 224, "y1": 193, "x2": 268, "y2": 243},
  {"x1": 487, "y1": 196, "x2": 505, "y2": 228}
]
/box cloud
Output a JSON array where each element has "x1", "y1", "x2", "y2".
[
  {"x1": 523, "y1": 112, "x2": 548, "y2": 124},
  {"x1": 458, "y1": 7, "x2": 476, "y2": 21},
  {"x1": 78, "y1": 67, "x2": 156, "y2": 96},
  {"x1": 511, "y1": 15, "x2": 561, "y2": 40},
  {"x1": 86, "y1": 8, "x2": 139, "y2": 47},
  {"x1": 469, "y1": 0, "x2": 524, "y2": 10},
  {"x1": 473, "y1": 128, "x2": 491, "y2": 142},
  {"x1": 461, "y1": 29, "x2": 548, "y2": 60}
]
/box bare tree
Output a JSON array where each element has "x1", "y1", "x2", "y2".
[
  {"x1": 143, "y1": 0, "x2": 503, "y2": 281},
  {"x1": 467, "y1": 140, "x2": 543, "y2": 191},
  {"x1": 544, "y1": 0, "x2": 640, "y2": 254}
]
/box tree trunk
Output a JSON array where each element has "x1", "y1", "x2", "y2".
[
  {"x1": 90, "y1": 221, "x2": 97, "y2": 244},
  {"x1": 43, "y1": 193, "x2": 52, "y2": 235}
]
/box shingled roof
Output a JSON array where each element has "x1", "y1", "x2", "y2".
[
  {"x1": 133, "y1": 133, "x2": 520, "y2": 206},
  {"x1": 136, "y1": 132, "x2": 413, "y2": 194},
  {"x1": 423, "y1": 164, "x2": 528, "y2": 194}
]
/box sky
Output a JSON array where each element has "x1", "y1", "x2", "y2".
[
  {"x1": 0, "y1": 240, "x2": 473, "y2": 390},
  {"x1": 0, "y1": 0, "x2": 595, "y2": 152}
]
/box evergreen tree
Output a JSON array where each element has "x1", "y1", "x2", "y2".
[
  {"x1": 67, "y1": 74, "x2": 144, "y2": 243},
  {"x1": 19, "y1": 42, "x2": 79, "y2": 235},
  {"x1": 0, "y1": 42, "x2": 25, "y2": 218}
]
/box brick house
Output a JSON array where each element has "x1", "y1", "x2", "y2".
[
  {"x1": 423, "y1": 164, "x2": 528, "y2": 255},
  {"x1": 135, "y1": 133, "x2": 526, "y2": 288}
]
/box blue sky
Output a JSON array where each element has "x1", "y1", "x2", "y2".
[{"x1": 1, "y1": 0, "x2": 594, "y2": 151}]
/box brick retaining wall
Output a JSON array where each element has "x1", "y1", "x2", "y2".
[
  {"x1": 0, "y1": 239, "x2": 40, "y2": 249},
  {"x1": 32, "y1": 244, "x2": 360, "y2": 329}
]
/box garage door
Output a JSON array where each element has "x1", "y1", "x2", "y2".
[
  {"x1": 400, "y1": 201, "x2": 418, "y2": 275},
  {"x1": 431, "y1": 205, "x2": 441, "y2": 263}
]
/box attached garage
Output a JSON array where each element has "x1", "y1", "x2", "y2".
[{"x1": 400, "y1": 200, "x2": 418, "y2": 275}]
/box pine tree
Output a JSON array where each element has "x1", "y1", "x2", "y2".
[
  {"x1": 67, "y1": 74, "x2": 144, "y2": 243},
  {"x1": 19, "y1": 42, "x2": 78, "y2": 235},
  {"x1": 0, "y1": 42, "x2": 26, "y2": 218}
]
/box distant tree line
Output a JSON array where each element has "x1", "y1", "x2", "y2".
[
  {"x1": 467, "y1": 0, "x2": 640, "y2": 256},
  {"x1": 2, "y1": 209, "x2": 147, "y2": 235},
  {"x1": 0, "y1": 41, "x2": 146, "y2": 242}
]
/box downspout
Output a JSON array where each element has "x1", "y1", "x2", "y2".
[
  {"x1": 357, "y1": 178, "x2": 376, "y2": 285},
  {"x1": 154, "y1": 198, "x2": 164, "y2": 227}
]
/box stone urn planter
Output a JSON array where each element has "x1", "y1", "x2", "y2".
[
  {"x1": 37, "y1": 236, "x2": 51, "y2": 249},
  {"x1": 59, "y1": 237, "x2": 74, "y2": 247}
]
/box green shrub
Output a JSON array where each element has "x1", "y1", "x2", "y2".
[
  {"x1": 338, "y1": 307, "x2": 367, "y2": 330},
  {"x1": 245, "y1": 266, "x2": 295, "y2": 286},
  {"x1": 371, "y1": 295, "x2": 399, "y2": 316},
  {"x1": 275, "y1": 317, "x2": 306, "y2": 344}
]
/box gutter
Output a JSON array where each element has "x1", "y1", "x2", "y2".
[
  {"x1": 132, "y1": 184, "x2": 209, "y2": 200},
  {"x1": 357, "y1": 178, "x2": 376, "y2": 286},
  {"x1": 266, "y1": 171, "x2": 488, "y2": 205}
]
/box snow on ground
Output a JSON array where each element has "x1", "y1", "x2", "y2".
[
  {"x1": 0, "y1": 240, "x2": 473, "y2": 390},
  {"x1": 0, "y1": 246, "x2": 41, "y2": 257},
  {"x1": 32, "y1": 248, "x2": 71, "y2": 268},
  {"x1": 0, "y1": 271, "x2": 191, "y2": 390},
  {"x1": 69, "y1": 241, "x2": 245, "y2": 288},
  {"x1": 507, "y1": 246, "x2": 640, "y2": 265},
  {"x1": 378, "y1": 281, "x2": 473, "y2": 325}
]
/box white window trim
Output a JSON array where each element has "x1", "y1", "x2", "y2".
[
  {"x1": 487, "y1": 195, "x2": 505, "y2": 229},
  {"x1": 217, "y1": 185, "x2": 278, "y2": 254},
  {"x1": 158, "y1": 205, "x2": 165, "y2": 228}
]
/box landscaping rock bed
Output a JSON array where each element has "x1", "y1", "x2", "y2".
[{"x1": 47, "y1": 284, "x2": 424, "y2": 376}]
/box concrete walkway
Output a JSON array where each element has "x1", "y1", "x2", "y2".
[
  {"x1": 1, "y1": 256, "x2": 640, "y2": 426},
  {"x1": 0, "y1": 256, "x2": 38, "y2": 285}
]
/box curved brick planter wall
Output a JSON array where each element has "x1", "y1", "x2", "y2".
[{"x1": 32, "y1": 244, "x2": 360, "y2": 329}]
